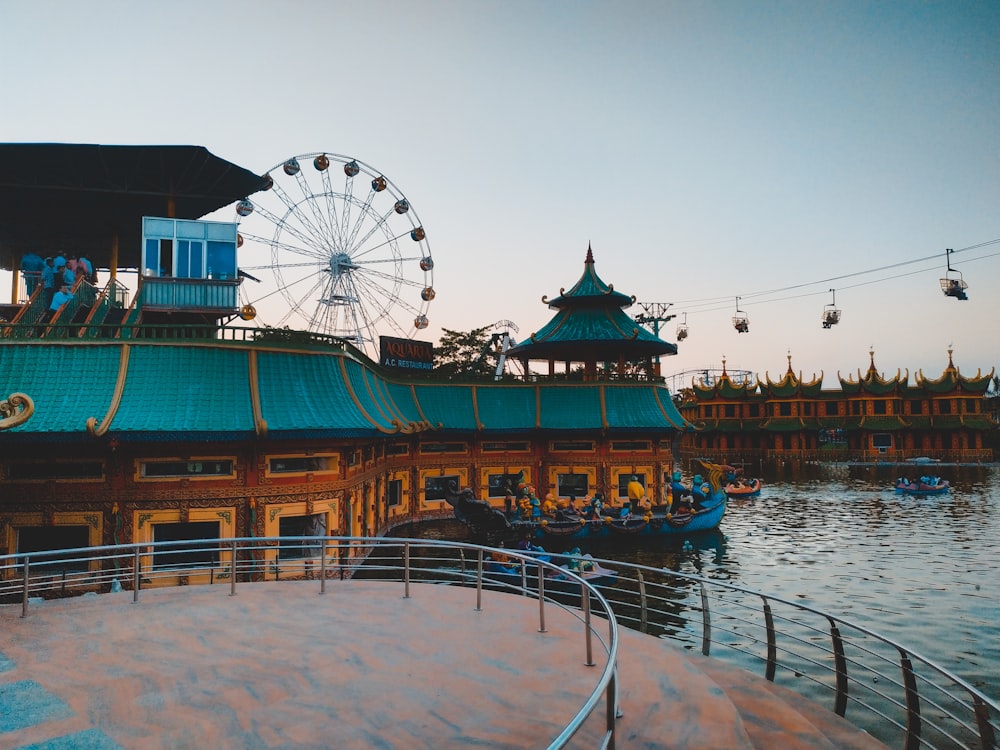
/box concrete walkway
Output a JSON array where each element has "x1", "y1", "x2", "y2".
[{"x1": 0, "y1": 580, "x2": 885, "y2": 749}]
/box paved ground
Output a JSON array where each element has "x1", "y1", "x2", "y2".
[{"x1": 0, "y1": 580, "x2": 885, "y2": 749}]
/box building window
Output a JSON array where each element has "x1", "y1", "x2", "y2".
[
  {"x1": 873, "y1": 400, "x2": 887, "y2": 415},
  {"x1": 16, "y1": 526, "x2": 90, "y2": 572},
  {"x1": 386, "y1": 443, "x2": 409, "y2": 456},
  {"x1": 277, "y1": 514, "x2": 327, "y2": 559},
  {"x1": 779, "y1": 402, "x2": 791, "y2": 417},
  {"x1": 140, "y1": 460, "x2": 234, "y2": 478},
  {"x1": 482, "y1": 441, "x2": 529, "y2": 452},
  {"x1": 420, "y1": 442, "x2": 467, "y2": 454},
  {"x1": 424, "y1": 474, "x2": 460, "y2": 501},
  {"x1": 872, "y1": 433, "x2": 892, "y2": 449},
  {"x1": 724, "y1": 404, "x2": 736, "y2": 418},
  {"x1": 7, "y1": 461, "x2": 104, "y2": 481},
  {"x1": 910, "y1": 399, "x2": 923, "y2": 415},
  {"x1": 550, "y1": 441, "x2": 593, "y2": 452},
  {"x1": 939, "y1": 400, "x2": 952, "y2": 415},
  {"x1": 151, "y1": 521, "x2": 220, "y2": 570},
  {"x1": 611, "y1": 440, "x2": 651, "y2": 452},
  {"x1": 486, "y1": 472, "x2": 526, "y2": 498},
  {"x1": 748, "y1": 404, "x2": 760, "y2": 417},
  {"x1": 803, "y1": 402, "x2": 813, "y2": 416},
  {"x1": 825, "y1": 402, "x2": 838, "y2": 416},
  {"x1": 268, "y1": 455, "x2": 338, "y2": 475},
  {"x1": 387, "y1": 479, "x2": 403, "y2": 507},
  {"x1": 852, "y1": 401, "x2": 861, "y2": 415},
  {"x1": 557, "y1": 473, "x2": 589, "y2": 498}
]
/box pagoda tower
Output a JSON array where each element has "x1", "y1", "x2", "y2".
[{"x1": 507, "y1": 245, "x2": 676, "y2": 380}]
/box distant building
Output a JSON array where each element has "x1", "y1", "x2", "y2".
[{"x1": 676, "y1": 350, "x2": 996, "y2": 463}]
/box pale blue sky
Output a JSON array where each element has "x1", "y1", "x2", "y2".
[{"x1": 2, "y1": 1, "x2": 997, "y2": 385}]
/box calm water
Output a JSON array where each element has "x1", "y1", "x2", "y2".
[{"x1": 402, "y1": 463, "x2": 1000, "y2": 703}]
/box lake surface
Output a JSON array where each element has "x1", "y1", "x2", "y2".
[{"x1": 401, "y1": 462, "x2": 1000, "y2": 704}]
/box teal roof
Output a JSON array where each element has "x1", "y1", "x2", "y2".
[
  {"x1": 256, "y1": 351, "x2": 381, "y2": 435},
  {"x1": 544, "y1": 245, "x2": 634, "y2": 309},
  {"x1": 0, "y1": 340, "x2": 691, "y2": 441},
  {"x1": 0, "y1": 343, "x2": 121, "y2": 434},
  {"x1": 539, "y1": 385, "x2": 602, "y2": 430},
  {"x1": 475, "y1": 385, "x2": 538, "y2": 430},
  {"x1": 111, "y1": 346, "x2": 254, "y2": 435},
  {"x1": 508, "y1": 248, "x2": 676, "y2": 361}
]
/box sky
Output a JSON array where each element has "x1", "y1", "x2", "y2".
[{"x1": 2, "y1": 0, "x2": 998, "y2": 388}]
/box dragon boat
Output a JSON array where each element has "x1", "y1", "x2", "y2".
[{"x1": 445, "y1": 459, "x2": 729, "y2": 543}]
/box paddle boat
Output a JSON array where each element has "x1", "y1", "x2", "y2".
[
  {"x1": 894, "y1": 475, "x2": 950, "y2": 495},
  {"x1": 725, "y1": 477, "x2": 763, "y2": 498}
]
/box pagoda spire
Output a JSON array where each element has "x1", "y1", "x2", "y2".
[{"x1": 585, "y1": 242, "x2": 595, "y2": 265}]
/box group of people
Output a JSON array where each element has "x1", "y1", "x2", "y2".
[
  {"x1": 19, "y1": 252, "x2": 97, "y2": 308},
  {"x1": 501, "y1": 472, "x2": 712, "y2": 525}
]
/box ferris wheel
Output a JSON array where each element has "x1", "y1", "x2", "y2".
[{"x1": 234, "y1": 152, "x2": 435, "y2": 357}]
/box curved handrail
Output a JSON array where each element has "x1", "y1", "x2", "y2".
[
  {"x1": 517, "y1": 552, "x2": 999, "y2": 750},
  {"x1": 0, "y1": 536, "x2": 619, "y2": 750}
]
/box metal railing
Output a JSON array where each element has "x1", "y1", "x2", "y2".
[
  {"x1": 539, "y1": 555, "x2": 997, "y2": 750},
  {"x1": 0, "y1": 536, "x2": 620, "y2": 750}
]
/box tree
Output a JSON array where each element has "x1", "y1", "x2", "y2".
[{"x1": 434, "y1": 325, "x2": 497, "y2": 380}]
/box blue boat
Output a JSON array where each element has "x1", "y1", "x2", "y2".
[{"x1": 894, "y1": 477, "x2": 950, "y2": 495}]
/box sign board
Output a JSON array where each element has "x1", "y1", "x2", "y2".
[{"x1": 380, "y1": 336, "x2": 433, "y2": 371}]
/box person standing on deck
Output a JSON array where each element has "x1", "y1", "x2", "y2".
[
  {"x1": 40, "y1": 257, "x2": 56, "y2": 307},
  {"x1": 20, "y1": 251, "x2": 43, "y2": 297}
]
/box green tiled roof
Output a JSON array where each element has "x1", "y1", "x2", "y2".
[
  {"x1": 539, "y1": 385, "x2": 603, "y2": 430},
  {"x1": 0, "y1": 340, "x2": 692, "y2": 441},
  {"x1": 0, "y1": 343, "x2": 122, "y2": 434},
  {"x1": 112, "y1": 346, "x2": 254, "y2": 434},
  {"x1": 256, "y1": 351, "x2": 388, "y2": 434},
  {"x1": 858, "y1": 416, "x2": 907, "y2": 430},
  {"x1": 409, "y1": 383, "x2": 478, "y2": 431},
  {"x1": 474, "y1": 385, "x2": 538, "y2": 431}
]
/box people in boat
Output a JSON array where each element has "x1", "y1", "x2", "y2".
[
  {"x1": 669, "y1": 470, "x2": 691, "y2": 514},
  {"x1": 541, "y1": 493, "x2": 558, "y2": 517},
  {"x1": 586, "y1": 493, "x2": 604, "y2": 520},
  {"x1": 689, "y1": 474, "x2": 710, "y2": 510},
  {"x1": 618, "y1": 501, "x2": 632, "y2": 520}
]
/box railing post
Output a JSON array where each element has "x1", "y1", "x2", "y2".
[
  {"x1": 537, "y1": 566, "x2": 546, "y2": 633},
  {"x1": 899, "y1": 651, "x2": 922, "y2": 750},
  {"x1": 637, "y1": 570, "x2": 648, "y2": 633},
  {"x1": 320, "y1": 541, "x2": 327, "y2": 595},
  {"x1": 229, "y1": 538, "x2": 238, "y2": 596},
  {"x1": 475, "y1": 548, "x2": 483, "y2": 611},
  {"x1": 828, "y1": 618, "x2": 848, "y2": 717},
  {"x1": 403, "y1": 542, "x2": 410, "y2": 599},
  {"x1": 700, "y1": 581, "x2": 711, "y2": 656},
  {"x1": 762, "y1": 596, "x2": 777, "y2": 681},
  {"x1": 582, "y1": 585, "x2": 595, "y2": 667},
  {"x1": 132, "y1": 546, "x2": 141, "y2": 602},
  {"x1": 973, "y1": 696, "x2": 996, "y2": 750},
  {"x1": 607, "y1": 668, "x2": 618, "y2": 748},
  {"x1": 20, "y1": 556, "x2": 29, "y2": 618}
]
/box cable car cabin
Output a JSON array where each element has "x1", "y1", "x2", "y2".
[
  {"x1": 676, "y1": 324, "x2": 689, "y2": 341},
  {"x1": 940, "y1": 276, "x2": 968, "y2": 301},
  {"x1": 822, "y1": 307, "x2": 841, "y2": 328},
  {"x1": 140, "y1": 217, "x2": 243, "y2": 325},
  {"x1": 732, "y1": 314, "x2": 749, "y2": 333}
]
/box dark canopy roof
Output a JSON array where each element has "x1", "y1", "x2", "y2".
[{"x1": 0, "y1": 143, "x2": 268, "y2": 271}]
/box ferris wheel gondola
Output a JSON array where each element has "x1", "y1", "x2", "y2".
[{"x1": 233, "y1": 152, "x2": 435, "y2": 358}]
